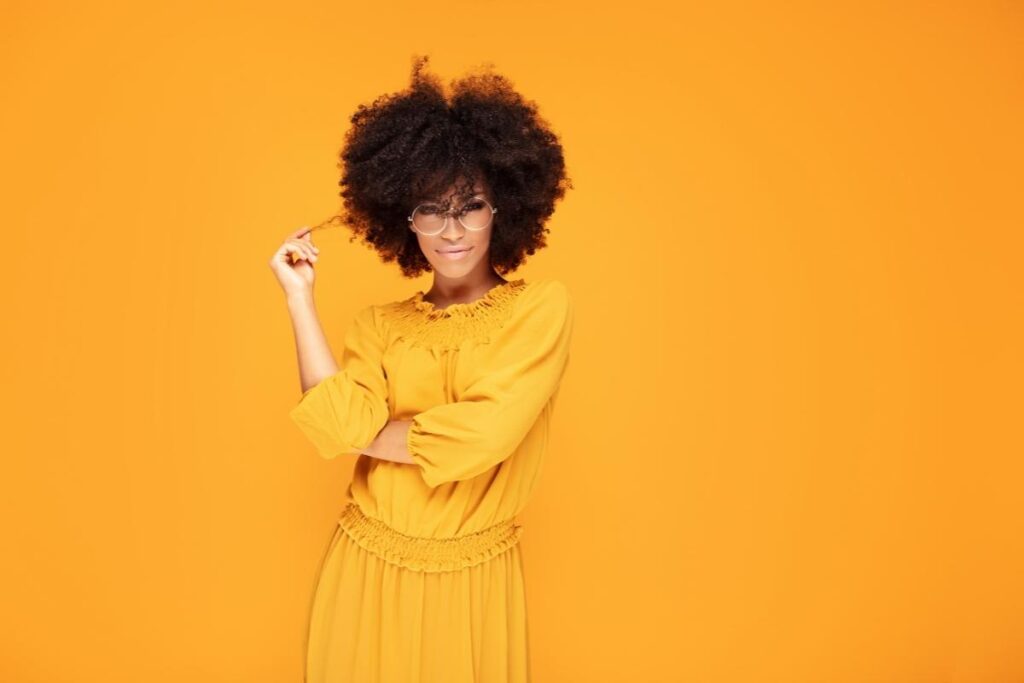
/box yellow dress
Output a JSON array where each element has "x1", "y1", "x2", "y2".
[{"x1": 289, "y1": 277, "x2": 574, "y2": 683}]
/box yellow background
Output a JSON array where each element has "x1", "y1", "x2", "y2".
[{"x1": 2, "y1": 1, "x2": 1021, "y2": 681}]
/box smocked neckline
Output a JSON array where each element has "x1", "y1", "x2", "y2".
[
  {"x1": 380, "y1": 277, "x2": 531, "y2": 349},
  {"x1": 412, "y1": 278, "x2": 527, "y2": 317}
]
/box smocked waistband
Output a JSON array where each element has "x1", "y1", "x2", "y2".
[{"x1": 336, "y1": 502, "x2": 523, "y2": 573}]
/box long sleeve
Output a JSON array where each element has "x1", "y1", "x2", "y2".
[
  {"x1": 406, "y1": 280, "x2": 574, "y2": 488},
  {"x1": 289, "y1": 304, "x2": 390, "y2": 459}
]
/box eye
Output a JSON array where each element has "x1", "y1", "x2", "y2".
[
  {"x1": 419, "y1": 204, "x2": 443, "y2": 215},
  {"x1": 461, "y1": 200, "x2": 485, "y2": 213}
]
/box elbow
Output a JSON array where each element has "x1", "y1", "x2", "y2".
[
  {"x1": 347, "y1": 396, "x2": 389, "y2": 453},
  {"x1": 290, "y1": 393, "x2": 389, "y2": 461}
]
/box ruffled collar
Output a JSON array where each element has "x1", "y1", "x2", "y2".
[
  {"x1": 411, "y1": 278, "x2": 527, "y2": 319},
  {"x1": 381, "y1": 278, "x2": 529, "y2": 349}
]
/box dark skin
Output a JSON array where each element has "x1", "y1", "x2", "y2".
[
  {"x1": 361, "y1": 176, "x2": 509, "y2": 465},
  {"x1": 414, "y1": 176, "x2": 508, "y2": 308},
  {"x1": 274, "y1": 56, "x2": 569, "y2": 468},
  {"x1": 304, "y1": 55, "x2": 572, "y2": 279},
  {"x1": 269, "y1": 176, "x2": 508, "y2": 467}
]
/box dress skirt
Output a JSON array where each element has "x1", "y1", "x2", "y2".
[{"x1": 304, "y1": 502, "x2": 531, "y2": 683}]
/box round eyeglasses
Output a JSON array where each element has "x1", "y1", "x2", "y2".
[{"x1": 408, "y1": 196, "x2": 498, "y2": 236}]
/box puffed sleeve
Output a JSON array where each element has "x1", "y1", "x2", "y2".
[
  {"x1": 406, "y1": 280, "x2": 574, "y2": 488},
  {"x1": 288, "y1": 304, "x2": 390, "y2": 459}
]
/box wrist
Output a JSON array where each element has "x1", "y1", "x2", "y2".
[{"x1": 286, "y1": 289, "x2": 315, "y2": 309}]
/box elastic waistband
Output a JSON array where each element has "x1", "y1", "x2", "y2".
[{"x1": 337, "y1": 502, "x2": 523, "y2": 573}]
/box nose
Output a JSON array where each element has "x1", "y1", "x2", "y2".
[{"x1": 438, "y1": 207, "x2": 468, "y2": 238}]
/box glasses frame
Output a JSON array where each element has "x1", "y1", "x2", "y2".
[{"x1": 407, "y1": 195, "x2": 498, "y2": 237}]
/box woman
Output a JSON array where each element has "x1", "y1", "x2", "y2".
[{"x1": 268, "y1": 55, "x2": 574, "y2": 683}]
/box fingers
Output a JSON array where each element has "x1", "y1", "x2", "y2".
[
  {"x1": 281, "y1": 239, "x2": 318, "y2": 265},
  {"x1": 278, "y1": 243, "x2": 305, "y2": 266},
  {"x1": 282, "y1": 227, "x2": 320, "y2": 262}
]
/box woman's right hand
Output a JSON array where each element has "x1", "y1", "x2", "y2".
[{"x1": 269, "y1": 226, "x2": 320, "y2": 298}]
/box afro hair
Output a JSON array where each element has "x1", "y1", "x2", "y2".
[{"x1": 311, "y1": 54, "x2": 573, "y2": 278}]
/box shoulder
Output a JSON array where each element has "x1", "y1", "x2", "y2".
[
  {"x1": 508, "y1": 278, "x2": 573, "y2": 331},
  {"x1": 359, "y1": 288, "x2": 419, "y2": 324},
  {"x1": 350, "y1": 302, "x2": 387, "y2": 338},
  {"x1": 518, "y1": 278, "x2": 573, "y2": 313}
]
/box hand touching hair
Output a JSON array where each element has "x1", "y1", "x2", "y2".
[{"x1": 307, "y1": 54, "x2": 573, "y2": 278}]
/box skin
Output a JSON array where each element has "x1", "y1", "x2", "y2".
[
  {"x1": 269, "y1": 175, "x2": 506, "y2": 467},
  {"x1": 411, "y1": 176, "x2": 508, "y2": 309}
]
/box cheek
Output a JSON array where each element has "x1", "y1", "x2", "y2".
[
  {"x1": 473, "y1": 230, "x2": 493, "y2": 249},
  {"x1": 416, "y1": 236, "x2": 438, "y2": 260}
]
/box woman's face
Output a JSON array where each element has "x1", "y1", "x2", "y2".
[{"x1": 410, "y1": 177, "x2": 497, "y2": 278}]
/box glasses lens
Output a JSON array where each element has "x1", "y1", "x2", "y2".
[
  {"x1": 412, "y1": 198, "x2": 494, "y2": 234},
  {"x1": 459, "y1": 198, "x2": 493, "y2": 230},
  {"x1": 412, "y1": 204, "x2": 444, "y2": 234}
]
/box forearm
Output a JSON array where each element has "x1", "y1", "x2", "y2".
[
  {"x1": 361, "y1": 419, "x2": 416, "y2": 465},
  {"x1": 287, "y1": 292, "x2": 339, "y2": 394}
]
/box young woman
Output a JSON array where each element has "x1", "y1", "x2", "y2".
[{"x1": 268, "y1": 55, "x2": 574, "y2": 683}]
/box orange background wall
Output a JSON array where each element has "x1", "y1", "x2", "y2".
[{"x1": 2, "y1": 2, "x2": 1021, "y2": 681}]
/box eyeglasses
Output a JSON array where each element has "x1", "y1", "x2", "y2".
[{"x1": 407, "y1": 195, "x2": 498, "y2": 236}]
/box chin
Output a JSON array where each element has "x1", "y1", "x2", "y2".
[{"x1": 432, "y1": 261, "x2": 477, "y2": 277}]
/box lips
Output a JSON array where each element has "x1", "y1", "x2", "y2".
[{"x1": 437, "y1": 246, "x2": 473, "y2": 260}]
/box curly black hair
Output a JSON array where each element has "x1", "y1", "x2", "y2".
[{"x1": 310, "y1": 54, "x2": 573, "y2": 278}]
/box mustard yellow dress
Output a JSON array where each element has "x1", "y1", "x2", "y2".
[{"x1": 289, "y1": 277, "x2": 574, "y2": 683}]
